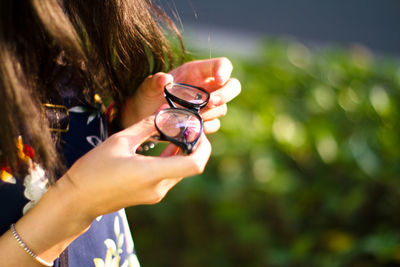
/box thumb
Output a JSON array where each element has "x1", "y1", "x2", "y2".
[{"x1": 140, "y1": 72, "x2": 174, "y2": 98}]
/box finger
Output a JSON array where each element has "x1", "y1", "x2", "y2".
[
  {"x1": 204, "y1": 119, "x2": 221, "y2": 134},
  {"x1": 160, "y1": 143, "x2": 180, "y2": 157},
  {"x1": 184, "y1": 134, "x2": 212, "y2": 175},
  {"x1": 140, "y1": 72, "x2": 174, "y2": 98},
  {"x1": 212, "y1": 57, "x2": 233, "y2": 85},
  {"x1": 209, "y1": 78, "x2": 241, "y2": 106},
  {"x1": 155, "y1": 177, "x2": 184, "y2": 200},
  {"x1": 185, "y1": 57, "x2": 232, "y2": 85},
  {"x1": 201, "y1": 104, "x2": 227, "y2": 121},
  {"x1": 116, "y1": 116, "x2": 157, "y2": 147},
  {"x1": 148, "y1": 134, "x2": 212, "y2": 180}
]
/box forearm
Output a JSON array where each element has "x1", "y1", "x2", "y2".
[{"x1": 0, "y1": 175, "x2": 92, "y2": 266}]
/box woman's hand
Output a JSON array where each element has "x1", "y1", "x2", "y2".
[
  {"x1": 121, "y1": 57, "x2": 241, "y2": 133},
  {"x1": 65, "y1": 115, "x2": 212, "y2": 219}
]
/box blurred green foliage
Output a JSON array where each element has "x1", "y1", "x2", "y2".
[{"x1": 127, "y1": 39, "x2": 400, "y2": 267}]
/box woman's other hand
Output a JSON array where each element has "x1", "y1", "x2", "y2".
[
  {"x1": 121, "y1": 57, "x2": 241, "y2": 133},
  {"x1": 170, "y1": 57, "x2": 241, "y2": 133}
]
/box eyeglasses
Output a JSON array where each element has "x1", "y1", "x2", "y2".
[{"x1": 154, "y1": 83, "x2": 210, "y2": 154}]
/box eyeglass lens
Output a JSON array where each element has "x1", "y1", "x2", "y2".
[
  {"x1": 165, "y1": 83, "x2": 208, "y2": 105},
  {"x1": 156, "y1": 109, "x2": 202, "y2": 143}
]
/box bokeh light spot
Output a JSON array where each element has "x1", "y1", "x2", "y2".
[
  {"x1": 287, "y1": 42, "x2": 312, "y2": 68},
  {"x1": 316, "y1": 135, "x2": 338, "y2": 163},
  {"x1": 338, "y1": 87, "x2": 360, "y2": 112},
  {"x1": 272, "y1": 114, "x2": 305, "y2": 147},
  {"x1": 313, "y1": 85, "x2": 335, "y2": 110},
  {"x1": 369, "y1": 86, "x2": 391, "y2": 116},
  {"x1": 252, "y1": 156, "x2": 275, "y2": 183}
]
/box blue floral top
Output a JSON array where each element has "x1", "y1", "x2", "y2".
[{"x1": 0, "y1": 88, "x2": 140, "y2": 267}]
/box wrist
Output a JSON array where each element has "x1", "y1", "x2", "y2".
[
  {"x1": 14, "y1": 175, "x2": 92, "y2": 262},
  {"x1": 50, "y1": 174, "x2": 94, "y2": 233}
]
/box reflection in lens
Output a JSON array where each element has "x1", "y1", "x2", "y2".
[
  {"x1": 155, "y1": 109, "x2": 201, "y2": 143},
  {"x1": 165, "y1": 83, "x2": 208, "y2": 104},
  {"x1": 181, "y1": 116, "x2": 202, "y2": 142},
  {"x1": 155, "y1": 111, "x2": 181, "y2": 137}
]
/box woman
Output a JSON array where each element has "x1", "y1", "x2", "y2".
[{"x1": 0, "y1": 0, "x2": 240, "y2": 266}]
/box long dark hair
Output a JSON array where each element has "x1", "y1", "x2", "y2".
[{"x1": 0, "y1": 0, "x2": 183, "y2": 181}]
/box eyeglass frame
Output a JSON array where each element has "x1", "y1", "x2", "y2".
[{"x1": 154, "y1": 82, "x2": 210, "y2": 154}]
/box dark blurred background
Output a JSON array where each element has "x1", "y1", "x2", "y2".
[
  {"x1": 162, "y1": 0, "x2": 400, "y2": 55},
  {"x1": 127, "y1": 1, "x2": 400, "y2": 266}
]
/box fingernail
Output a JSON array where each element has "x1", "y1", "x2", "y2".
[
  {"x1": 165, "y1": 74, "x2": 174, "y2": 83},
  {"x1": 158, "y1": 74, "x2": 173, "y2": 88}
]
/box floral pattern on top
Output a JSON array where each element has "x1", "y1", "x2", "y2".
[
  {"x1": 93, "y1": 215, "x2": 140, "y2": 267},
  {"x1": 22, "y1": 164, "x2": 48, "y2": 214}
]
